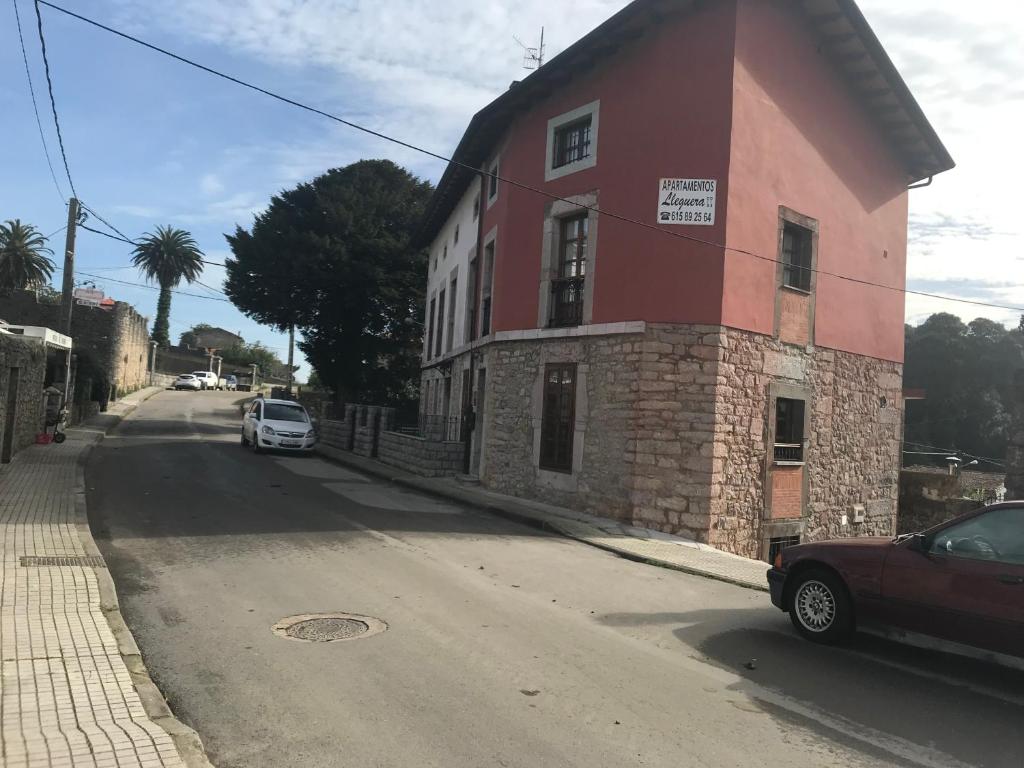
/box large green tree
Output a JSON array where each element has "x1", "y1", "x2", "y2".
[
  {"x1": 904, "y1": 313, "x2": 1024, "y2": 464},
  {"x1": 131, "y1": 226, "x2": 204, "y2": 347},
  {"x1": 224, "y1": 159, "x2": 433, "y2": 405},
  {"x1": 0, "y1": 219, "x2": 55, "y2": 293}
]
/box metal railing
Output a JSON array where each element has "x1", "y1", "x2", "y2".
[
  {"x1": 773, "y1": 442, "x2": 804, "y2": 463},
  {"x1": 548, "y1": 276, "x2": 584, "y2": 328},
  {"x1": 396, "y1": 414, "x2": 464, "y2": 442}
]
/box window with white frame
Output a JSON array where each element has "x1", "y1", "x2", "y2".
[{"x1": 545, "y1": 100, "x2": 599, "y2": 182}]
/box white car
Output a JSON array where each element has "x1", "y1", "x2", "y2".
[
  {"x1": 241, "y1": 398, "x2": 317, "y2": 453},
  {"x1": 174, "y1": 374, "x2": 202, "y2": 391},
  {"x1": 191, "y1": 371, "x2": 221, "y2": 390}
]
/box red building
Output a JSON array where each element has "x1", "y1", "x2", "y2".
[{"x1": 416, "y1": 0, "x2": 952, "y2": 559}]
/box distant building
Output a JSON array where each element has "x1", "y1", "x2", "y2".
[
  {"x1": 191, "y1": 327, "x2": 243, "y2": 351},
  {"x1": 414, "y1": 0, "x2": 953, "y2": 559}
]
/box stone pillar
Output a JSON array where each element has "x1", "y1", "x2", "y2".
[{"x1": 1005, "y1": 369, "x2": 1024, "y2": 499}]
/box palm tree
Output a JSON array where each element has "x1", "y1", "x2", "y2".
[
  {"x1": 131, "y1": 226, "x2": 204, "y2": 347},
  {"x1": 0, "y1": 219, "x2": 55, "y2": 293}
]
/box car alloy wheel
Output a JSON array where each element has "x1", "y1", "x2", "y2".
[{"x1": 794, "y1": 579, "x2": 836, "y2": 633}]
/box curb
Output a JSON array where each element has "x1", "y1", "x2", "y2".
[
  {"x1": 315, "y1": 444, "x2": 767, "y2": 593},
  {"x1": 74, "y1": 389, "x2": 216, "y2": 768}
]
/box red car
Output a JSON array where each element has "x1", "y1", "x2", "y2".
[{"x1": 767, "y1": 503, "x2": 1024, "y2": 659}]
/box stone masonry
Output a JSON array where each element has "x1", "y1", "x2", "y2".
[
  {"x1": 482, "y1": 323, "x2": 903, "y2": 559},
  {"x1": 0, "y1": 333, "x2": 48, "y2": 461},
  {"x1": 378, "y1": 431, "x2": 465, "y2": 477}
]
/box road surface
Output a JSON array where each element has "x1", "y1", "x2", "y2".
[{"x1": 86, "y1": 391, "x2": 1024, "y2": 768}]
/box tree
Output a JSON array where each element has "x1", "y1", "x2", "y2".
[
  {"x1": 220, "y1": 341, "x2": 287, "y2": 379},
  {"x1": 0, "y1": 219, "x2": 55, "y2": 293},
  {"x1": 224, "y1": 159, "x2": 433, "y2": 405},
  {"x1": 904, "y1": 312, "x2": 1024, "y2": 464},
  {"x1": 131, "y1": 226, "x2": 204, "y2": 347}
]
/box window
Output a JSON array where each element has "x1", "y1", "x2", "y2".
[
  {"x1": 553, "y1": 117, "x2": 592, "y2": 169},
  {"x1": 540, "y1": 363, "x2": 576, "y2": 472},
  {"x1": 488, "y1": 162, "x2": 499, "y2": 201},
  {"x1": 435, "y1": 290, "x2": 446, "y2": 358},
  {"x1": 481, "y1": 242, "x2": 495, "y2": 336},
  {"x1": 454, "y1": 225, "x2": 459, "y2": 245},
  {"x1": 930, "y1": 508, "x2": 1024, "y2": 564},
  {"x1": 446, "y1": 277, "x2": 457, "y2": 352},
  {"x1": 427, "y1": 297, "x2": 436, "y2": 359},
  {"x1": 473, "y1": 195, "x2": 480, "y2": 220},
  {"x1": 549, "y1": 215, "x2": 587, "y2": 328},
  {"x1": 466, "y1": 257, "x2": 479, "y2": 342},
  {"x1": 774, "y1": 397, "x2": 805, "y2": 462},
  {"x1": 443, "y1": 244, "x2": 447, "y2": 261},
  {"x1": 782, "y1": 222, "x2": 812, "y2": 292}
]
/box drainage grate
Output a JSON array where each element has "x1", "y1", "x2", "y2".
[
  {"x1": 272, "y1": 612, "x2": 387, "y2": 643},
  {"x1": 20, "y1": 555, "x2": 107, "y2": 568}
]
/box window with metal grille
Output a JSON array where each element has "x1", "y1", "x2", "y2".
[
  {"x1": 774, "y1": 397, "x2": 805, "y2": 462},
  {"x1": 553, "y1": 117, "x2": 592, "y2": 169},
  {"x1": 540, "y1": 363, "x2": 577, "y2": 472},
  {"x1": 782, "y1": 221, "x2": 812, "y2": 291},
  {"x1": 481, "y1": 242, "x2": 495, "y2": 336},
  {"x1": 446, "y1": 277, "x2": 457, "y2": 352},
  {"x1": 426, "y1": 298, "x2": 436, "y2": 360},
  {"x1": 768, "y1": 535, "x2": 801, "y2": 564},
  {"x1": 549, "y1": 215, "x2": 587, "y2": 328}
]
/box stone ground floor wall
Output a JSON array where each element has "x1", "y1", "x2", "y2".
[{"x1": 474, "y1": 322, "x2": 903, "y2": 559}]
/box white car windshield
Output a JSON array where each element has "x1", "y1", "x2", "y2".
[{"x1": 263, "y1": 404, "x2": 309, "y2": 423}]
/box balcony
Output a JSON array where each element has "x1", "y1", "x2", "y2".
[
  {"x1": 773, "y1": 442, "x2": 804, "y2": 463},
  {"x1": 548, "y1": 277, "x2": 584, "y2": 328}
]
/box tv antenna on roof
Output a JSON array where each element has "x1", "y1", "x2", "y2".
[{"x1": 514, "y1": 27, "x2": 545, "y2": 70}]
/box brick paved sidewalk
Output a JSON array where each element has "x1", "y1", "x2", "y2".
[
  {"x1": 317, "y1": 445, "x2": 769, "y2": 591},
  {"x1": 0, "y1": 388, "x2": 190, "y2": 768}
]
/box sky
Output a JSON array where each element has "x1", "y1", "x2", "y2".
[{"x1": 1, "y1": 0, "x2": 1022, "y2": 382}]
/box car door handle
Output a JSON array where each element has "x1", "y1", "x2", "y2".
[{"x1": 996, "y1": 574, "x2": 1024, "y2": 585}]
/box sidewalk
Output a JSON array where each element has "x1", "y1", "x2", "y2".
[
  {"x1": 316, "y1": 445, "x2": 769, "y2": 592},
  {"x1": 0, "y1": 387, "x2": 207, "y2": 768}
]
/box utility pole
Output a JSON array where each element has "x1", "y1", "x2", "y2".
[
  {"x1": 60, "y1": 197, "x2": 78, "y2": 335},
  {"x1": 149, "y1": 341, "x2": 158, "y2": 386},
  {"x1": 215, "y1": 356, "x2": 223, "y2": 386},
  {"x1": 286, "y1": 325, "x2": 295, "y2": 396},
  {"x1": 250, "y1": 363, "x2": 259, "y2": 393},
  {"x1": 60, "y1": 198, "x2": 79, "y2": 415}
]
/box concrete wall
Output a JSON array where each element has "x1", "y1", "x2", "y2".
[
  {"x1": 0, "y1": 334, "x2": 48, "y2": 461},
  {"x1": 378, "y1": 431, "x2": 465, "y2": 477}
]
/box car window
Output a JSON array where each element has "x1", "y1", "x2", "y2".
[
  {"x1": 263, "y1": 404, "x2": 309, "y2": 422},
  {"x1": 250, "y1": 403, "x2": 261, "y2": 418},
  {"x1": 930, "y1": 508, "x2": 1024, "y2": 565}
]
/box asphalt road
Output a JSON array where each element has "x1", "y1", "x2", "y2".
[{"x1": 86, "y1": 391, "x2": 1024, "y2": 768}]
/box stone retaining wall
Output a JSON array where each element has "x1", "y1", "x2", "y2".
[{"x1": 378, "y1": 431, "x2": 465, "y2": 476}]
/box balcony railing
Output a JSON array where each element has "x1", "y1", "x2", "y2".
[
  {"x1": 773, "y1": 442, "x2": 804, "y2": 463},
  {"x1": 549, "y1": 276, "x2": 584, "y2": 328}
]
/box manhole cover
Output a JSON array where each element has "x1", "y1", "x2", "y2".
[{"x1": 272, "y1": 613, "x2": 387, "y2": 643}]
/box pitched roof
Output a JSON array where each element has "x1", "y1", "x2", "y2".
[{"x1": 416, "y1": 0, "x2": 953, "y2": 246}]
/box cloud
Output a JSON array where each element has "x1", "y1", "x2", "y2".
[{"x1": 200, "y1": 173, "x2": 224, "y2": 197}]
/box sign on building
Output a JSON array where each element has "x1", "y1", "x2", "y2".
[
  {"x1": 76, "y1": 298, "x2": 102, "y2": 307},
  {"x1": 657, "y1": 178, "x2": 716, "y2": 226},
  {"x1": 72, "y1": 287, "x2": 104, "y2": 301}
]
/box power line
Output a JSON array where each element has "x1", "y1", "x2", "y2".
[
  {"x1": 13, "y1": 0, "x2": 65, "y2": 204},
  {"x1": 44, "y1": 223, "x2": 67, "y2": 239},
  {"x1": 902, "y1": 439, "x2": 1006, "y2": 468},
  {"x1": 33, "y1": 0, "x2": 77, "y2": 199},
  {"x1": 52, "y1": 265, "x2": 231, "y2": 301},
  {"x1": 35, "y1": 0, "x2": 1024, "y2": 316},
  {"x1": 79, "y1": 202, "x2": 136, "y2": 244}
]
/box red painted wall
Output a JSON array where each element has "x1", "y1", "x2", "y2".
[
  {"x1": 724, "y1": 0, "x2": 909, "y2": 362},
  {"x1": 483, "y1": 0, "x2": 909, "y2": 364},
  {"x1": 483, "y1": 1, "x2": 738, "y2": 331}
]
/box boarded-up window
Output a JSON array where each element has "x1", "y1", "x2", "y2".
[{"x1": 539, "y1": 363, "x2": 577, "y2": 472}]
